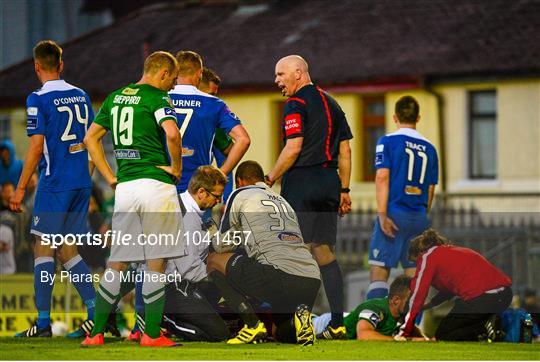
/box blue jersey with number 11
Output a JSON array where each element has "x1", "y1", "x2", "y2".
[
  {"x1": 26, "y1": 80, "x2": 94, "y2": 192},
  {"x1": 169, "y1": 85, "x2": 241, "y2": 193},
  {"x1": 375, "y1": 128, "x2": 438, "y2": 213}
]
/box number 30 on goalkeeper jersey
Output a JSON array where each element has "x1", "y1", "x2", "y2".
[{"x1": 26, "y1": 79, "x2": 94, "y2": 191}]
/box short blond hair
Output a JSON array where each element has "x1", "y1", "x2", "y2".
[
  {"x1": 188, "y1": 165, "x2": 228, "y2": 193},
  {"x1": 176, "y1": 50, "x2": 203, "y2": 77},
  {"x1": 143, "y1": 51, "x2": 178, "y2": 75},
  {"x1": 33, "y1": 40, "x2": 62, "y2": 71}
]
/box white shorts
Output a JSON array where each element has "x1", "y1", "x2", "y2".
[{"x1": 109, "y1": 178, "x2": 186, "y2": 262}]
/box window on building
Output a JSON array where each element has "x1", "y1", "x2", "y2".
[
  {"x1": 362, "y1": 96, "x2": 386, "y2": 181},
  {"x1": 0, "y1": 115, "x2": 11, "y2": 140},
  {"x1": 469, "y1": 90, "x2": 497, "y2": 179}
]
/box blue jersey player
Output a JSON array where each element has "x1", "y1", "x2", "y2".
[
  {"x1": 169, "y1": 51, "x2": 250, "y2": 194},
  {"x1": 367, "y1": 95, "x2": 438, "y2": 299},
  {"x1": 198, "y1": 67, "x2": 235, "y2": 203},
  {"x1": 10, "y1": 40, "x2": 96, "y2": 337}
]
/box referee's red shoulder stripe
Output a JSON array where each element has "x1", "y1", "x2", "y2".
[{"x1": 285, "y1": 97, "x2": 306, "y2": 105}]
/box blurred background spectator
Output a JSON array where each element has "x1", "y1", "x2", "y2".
[
  {"x1": 0, "y1": 221, "x2": 15, "y2": 274},
  {"x1": 0, "y1": 140, "x2": 23, "y2": 186}
]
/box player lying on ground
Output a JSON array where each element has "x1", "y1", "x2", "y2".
[
  {"x1": 397, "y1": 229, "x2": 513, "y2": 341},
  {"x1": 313, "y1": 275, "x2": 430, "y2": 341},
  {"x1": 82, "y1": 51, "x2": 184, "y2": 348},
  {"x1": 11, "y1": 40, "x2": 96, "y2": 338},
  {"x1": 206, "y1": 160, "x2": 321, "y2": 346}
]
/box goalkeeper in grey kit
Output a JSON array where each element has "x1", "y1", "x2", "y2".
[{"x1": 207, "y1": 160, "x2": 321, "y2": 346}]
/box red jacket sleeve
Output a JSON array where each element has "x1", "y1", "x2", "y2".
[{"x1": 398, "y1": 247, "x2": 438, "y2": 337}]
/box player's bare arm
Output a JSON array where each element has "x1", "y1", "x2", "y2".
[
  {"x1": 10, "y1": 134, "x2": 44, "y2": 212},
  {"x1": 375, "y1": 168, "x2": 399, "y2": 238},
  {"x1": 356, "y1": 320, "x2": 393, "y2": 341},
  {"x1": 427, "y1": 184, "x2": 436, "y2": 213},
  {"x1": 84, "y1": 123, "x2": 117, "y2": 188},
  {"x1": 219, "y1": 124, "x2": 250, "y2": 175},
  {"x1": 266, "y1": 137, "x2": 303, "y2": 186},
  {"x1": 338, "y1": 139, "x2": 352, "y2": 216},
  {"x1": 156, "y1": 119, "x2": 182, "y2": 181}
]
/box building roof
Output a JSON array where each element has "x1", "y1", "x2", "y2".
[{"x1": 1, "y1": 0, "x2": 539, "y2": 105}]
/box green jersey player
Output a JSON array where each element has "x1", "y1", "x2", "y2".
[
  {"x1": 82, "y1": 51, "x2": 184, "y2": 348},
  {"x1": 314, "y1": 275, "x2": 430, "y2": 341}
]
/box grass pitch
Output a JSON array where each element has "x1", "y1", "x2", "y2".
[{"x1": 0, "y1": 338, "x2": 538, "y2": 360}]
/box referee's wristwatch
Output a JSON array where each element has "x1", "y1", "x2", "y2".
[{"x1": 340, "y1": 187, "x2": 350, "y2": 193}]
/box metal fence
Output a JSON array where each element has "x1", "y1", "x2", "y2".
[{"x1": 335, "y1": 193, "x2": 540, "y2": 294}]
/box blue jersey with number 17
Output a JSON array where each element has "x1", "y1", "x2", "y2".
[
  {"x1": 26, "y1": 80, "x2": 94, "y2": 192},
  {"x1": 169, "y1": 84, "x2": 241, "y2": 193},
  {"x1": 375, "y1": 128, "x2": 438, "y2": 213}
]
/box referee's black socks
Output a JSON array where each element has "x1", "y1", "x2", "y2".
[
  {"x1": 208, "y1": 270, "x2": 260, "y2": 329},
  {"x1": 320, "y1": 260, "x2": 344, "y2": 328}
]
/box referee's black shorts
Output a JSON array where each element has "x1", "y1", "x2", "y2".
[
  {"x1": 281, "y1": 166, "x2": 340, "y2": 245},
  {"x1": 225, "y1": 254, "x2": 320, "y2": 326}
]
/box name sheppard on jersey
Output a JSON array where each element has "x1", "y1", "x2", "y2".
[
  {"x1": 113, "y1": 95, "x2": 141, "y2": 105},
  {"x1": 40, "y1": 269, "x2": 182, "y2": 286}
]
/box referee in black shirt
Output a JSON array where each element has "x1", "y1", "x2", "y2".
[{"x1": 266, "y1": 55, "x2": 353, "y2": 339}]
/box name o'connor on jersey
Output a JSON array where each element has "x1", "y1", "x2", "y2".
[{"x1": 52, "y1": 96, "x2": 87, "y2": 106}]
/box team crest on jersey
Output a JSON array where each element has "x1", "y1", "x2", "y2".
[
  {"x1": 33, "y1": 216, "x2": 40, "y2": 226},
  {"x1": 122, "y1": 87, "x2": 139, "y2": 95}
]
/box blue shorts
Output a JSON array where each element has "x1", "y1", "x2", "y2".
[
  {"x1": 368, "y1": 210, "x2": 429, "y2": 269},
  {"x1": 30, "y1": 188, "x2": 91, "y2": 237}
]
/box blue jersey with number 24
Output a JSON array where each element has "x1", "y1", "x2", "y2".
[{"x1": 26, "y1": 79, "x2": 94, "y2": 192}]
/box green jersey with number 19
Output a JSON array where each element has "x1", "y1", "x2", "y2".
[{"x1": 94, "y1": 84, "x2": 178, "y2": 185}]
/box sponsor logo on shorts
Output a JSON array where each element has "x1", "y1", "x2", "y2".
[
  {"x1": 33, "y1": 216, "x2": 40, "y2": 226},
  {"x1": 372, "y1": 248, "x2": 379, "y2": 258},
  {"x1": 114, "y1": 149, "x2": 141, "y2": 159}
]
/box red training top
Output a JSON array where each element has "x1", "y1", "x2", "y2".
[{"x1": 399, "y1": 245, "x2": 511, "y2": 336}]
